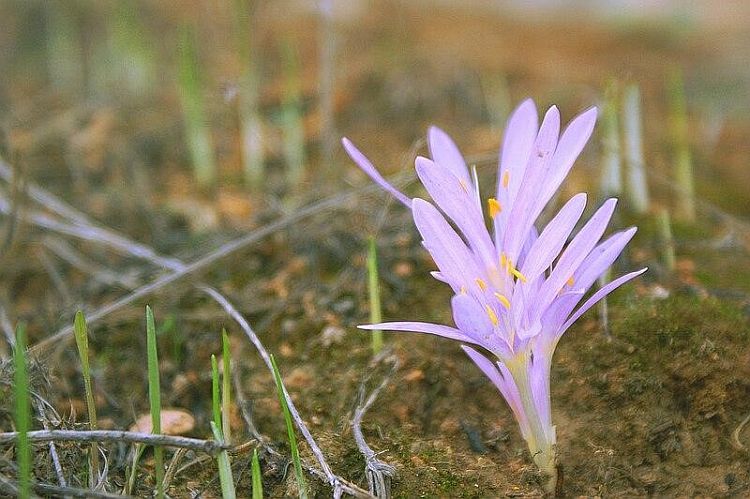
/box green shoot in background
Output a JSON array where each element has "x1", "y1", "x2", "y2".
[
  {"x1": 367, "y1": 236, "x2": 383, "y2": 354},
  {"x1": 657, "y1": 208, "x2": 676, "y2": 273},
  {"x1": 14, "y1": 323, "x2": 31, "y2": 498},
  {"x1": 178, "y1": 24, "x2": 217, "y2": 189},
  {"x1": 622, "y1": 83, "x2": 650, "y2": 214},
  {"x1": 232, "y1": 0, "x2": 265, "y2": 190},
  {"x1": 667, "y1": 66, "x2": 695, "y2": 222},
  {"x1": 73, "y1": 311, "x2": 100, "y2": 487},
  {"x1": 222, "y1": 329, "x2": 232, "y2": 443},
  {"x1": 600, "y1": 79, "x2": 622, "y2": 198},
  {"x1": 270, "y1": 354, "x2": 307, "y2": 499},
  {"x1": 280, "y1": 37, "x2": 305, "y2": 196},
  {"x1": 252, "y1": 448, "x2": 263, "y2": 499},
  {"x1": 146, "y1": 306, "x2": 164, "y2": 499}
]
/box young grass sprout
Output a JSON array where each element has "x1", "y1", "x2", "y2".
[
  {"x1": 367, "y1": 235, "x2": 384, "y2": 354},
  {"x1": 146, "y1": 305, "x2": 164, "y2": 499},
  {"x1": 270, "y1": 354, "x2": 308, "y2": 499},
  {"x1": 211, "y1": 340, "x2": 237, "y2": 499},
  {"x1": 252, "y1": 448, "x2": 263, "y2": 499},
  {"x1": 14, "y1": 323, "x2": 31, "y2": 498},
  {"x1": 73, "y1": 311, "x2": 100, "y2": 488}
]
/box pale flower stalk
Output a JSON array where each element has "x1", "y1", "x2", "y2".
[{"x1": 342, "y1": 99, "x2": 646, "y2": 493}]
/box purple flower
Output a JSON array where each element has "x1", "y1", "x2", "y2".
[{"x1": 342, "y1": 99, "x2": 646, "y2": 492}]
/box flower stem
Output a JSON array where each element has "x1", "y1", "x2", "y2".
[{"x1": 506, "y1": 353, "x2": 557, "y2": 494}]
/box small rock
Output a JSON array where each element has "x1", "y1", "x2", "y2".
[
  {"x1": 321, "y1": 325, "x2": 346, "y2": 347},
  {"x1": 130, "y1": 409, "x2": 195, "y2": 435}
]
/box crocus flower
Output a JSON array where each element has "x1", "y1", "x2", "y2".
[{"x1": 342, "y1": 99, "x2": 646, "y2": 492}]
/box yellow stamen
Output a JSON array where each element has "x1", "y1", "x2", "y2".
[
  {"x1": 475, "y1": 278, "x2": 487, "y2": 291},
  {"x1": 460, "y1": 285, "x2": 467, "y2": 295},
  {"x1": 502, "y1": 170, "x2": 510, "y2": 188},
  {"x1": 487, "y1": 198, "x2": 502, "y2": 218},
  {"x1": 458, "y1": 179, "x2": 469, "y2": 193},
  {"x1": 494, "y1": 292, "x2": 511, "y2": 309},
  {"x1": 509, "y1": 265, "x2": 528, "y2": 283},
  {"x1": 500, "y1": 252, "x2": 508, "y2": 269},
  {"x1": 566, "y1": 276, "x2": 575, "y2": 287},
  {"x1": 485, "y1": 305, "x2": 498, "y2": 326}
]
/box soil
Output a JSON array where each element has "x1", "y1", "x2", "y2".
[{"x1": 1, "y1": 1, "x2": 750, "y2": 497}]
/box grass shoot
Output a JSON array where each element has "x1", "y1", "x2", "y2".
[
  {"x1": 146, "y1": 305, "x2": 164, "y2": 499},
  {"x1": 73, "y1": 310, "x2": 100, "y2": 487},
  {"x1": 270, "y1": 354, "x2": 307, "y2": 499},
  {"x1": 367, "y1": 235, "x2": 384, "y2": 355},
  {"x1": 14, "y1": 322, "x2": 31, "y2": 498}
]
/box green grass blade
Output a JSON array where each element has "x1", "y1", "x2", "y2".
[
  {"x1": 270, "y1": 354, "x2": 307, "y2": 499},
  {"x1": 221, "y1": 329, "x2": 232, "y2": 443},
  {"x1": 14, "y1": 322, "x2": 31, "y2": 497},
  {"x1": 211, "y1": 354, "x2": 222, "y2": 438},
  {"x1": 146, "y1": 306, "x2": 164, "y2": 498},
  {"x1": 210, "y1": 421, "x2": 237, "y2": 498},
  {"x1": 367, "y1": 236, "x2": 383, "y2": 354},
  {"x1": 251, "y1": 448, "x2": 263, "y2": 499},
  {"x1": 73, "y1": 310, "x2": 100, "y2": 487}
]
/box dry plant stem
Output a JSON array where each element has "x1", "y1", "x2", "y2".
[
  {"x1": 29, "y1": 177, "x2": 415, "y2": 354},
  {"x1": 43, "y1": 236, "x2": 139, "y2": 288},
  {"x1": 0, "y1": 429, "x2": 229, "y2": 455},
  {"x1": 200, "y1": 287, "x2": 373, "y2": 499},
  {"x1": 34, "y1": 400, "x2": 67, "y2": 488},
  {"x1": 351, "y1": 352, "x2": 399, "y2": 499},
  {"x1": 731, "y1": 412, "x2": 750, "y2": 451},
  {"x1": 0, "y1": 479, "x2": 134, "y2": 499}
]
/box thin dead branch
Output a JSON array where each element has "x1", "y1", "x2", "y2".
[{"x1": 0, "y1": 429, "x2": 229, "y2": 455}]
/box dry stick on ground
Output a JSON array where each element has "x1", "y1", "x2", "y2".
[
  {"x1": 201, "y1": 286, "x2": 374, "y2": 499},
  {"x1": 0, "y1": 479, "x2": 135, "y2": 499},
  {"x1": 0, "y1": 430, "x2": 229, "y2": 455},
  {"x1": 33, "y1": 399, "x2": 67, "y2": 488},
  {"x1": 351, "y1": 352, "x2": 399, "y2": 499}
]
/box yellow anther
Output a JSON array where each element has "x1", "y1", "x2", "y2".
[
  {"x1": 458, "y1": 179, "x2": 469, "y2": 193},
  {"x1": 488, "y1": 198, "x2": 502, "y2": 218},
  {"x1": 503, "y1": 257, "x2": 527, "y2": 283},
  {"x1": 502, "y1": 170, "x2": 510, "y2": 188},
  {"x1": 494, "y1": 292, "x2": 511, "y2": 309},
  {"x1": 566, "y1": 276, "x2": 575, "y2": 287},
  {"x1": 509, "y1": 265, "x2": 528, "y2": 283},
  {"x1": 500, "y1": 252, "x2": 508, "y2": 269},
  {"x1": 460, "y1": 285, "x2": 467, "y2": 295},
  {"x1": 475, "y1": 278, "x2": 487, "y2": 291},
  {"x1": 485, "y1": 305, "x2": 498, "y2": 326}
]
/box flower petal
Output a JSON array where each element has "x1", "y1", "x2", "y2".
[
  {"x1": 412, "y1": 198, "x2": 484, "y2": 292},
  {"x1": 535, "y1": 198, "x2": 618, "y2": 314},
  {"x1": 501, "y1": 105, "x2": 561, "y2": 263},
  {"x1": 497, "y1": 98, "x2": 539, "y2": 212},
  {"x1": 462, "y1": 346, "x2": 531, "y2": 440},
  {"x1": 415, "y1": 157, "x2": 497, "y2": 269},
  {"x1": 359, "y1": 321, "x2": 481, "y2": 346},
  {"x1": 342, "y1": 138, "x2": 411, "y2": 207},
  {"x1": 535, "y1": 106, "x2": 597, "y2": 214},
  {"x1": 452, "y1": 294, "x2": 494, "y2": 340},
  {"x1": 428, "y1": 126, "x2": 471, "y2": 185},
  {"x1": 520, "y1": 193, "x2": 587, "y2": 282},
  {"x1": 558, "y1": 268, "x2": 647, "y2": 337}
]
